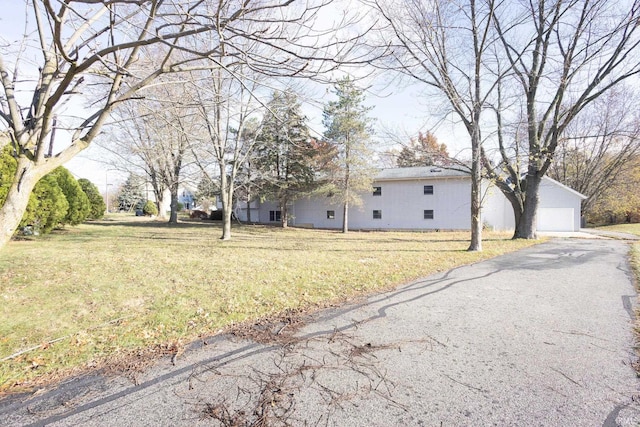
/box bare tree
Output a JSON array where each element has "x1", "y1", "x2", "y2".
[
  {"x1": 0, "y1": 0, "x2": 367, "y2": 249},
  {"x1": 368, "y1": 0, "x2": 502, "y2": 251},
  {"x1": 547, "y1": 86, "x2": 640, "y2": 217},
  {"x1": 487, "y1": 0, "x2": 640, "y2": 238},
  {"x1": 191, "y1": 65, "x2": 264, "y2": 240},
  {"x1": 109, "y1": 82, "x2": 198, "y2": 223}
]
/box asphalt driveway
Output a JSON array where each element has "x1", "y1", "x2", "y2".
[{"x1": 2, "y1": 238, "x2": 639, "y2": 426}]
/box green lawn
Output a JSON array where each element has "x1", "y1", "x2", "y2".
[{"x1": 0, "y1": 216, "x2": 541, "y2": 392}]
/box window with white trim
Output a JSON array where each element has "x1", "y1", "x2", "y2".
[
  {"x1": 424, "y1": 210, "x2": 434, "y2": 219},
  {"x1": 373, "y1": 210, "x2": 382, "y2": 219}
]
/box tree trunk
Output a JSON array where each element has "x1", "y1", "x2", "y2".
[
  {"x1": 342, "y1": 162, "x2": 350, "y2": 234},
  {"x1": 281, "y1": 200, "x2": 289, "y2": 228},
  {"x1": 156, "y1": 193, "x2": 167, "y2": 220},
  {"x1": 342, "y1": 201, "x2": 349, "y2": 233},
  {"x1": 468, "y1": 161, "x2": 482, "y2": 251},
  {"x1": 219, "y1": 171, "x2": 232, "y2": 240},
  {"x1": 246, "y1": 192, "x2": 252, "y2": 223},
  {"x1": 220, "y1": 198, "x2": 232, "y2": 240},
  {"x1": 513, "y1": 174, "x2": 541, "y2": 239},
  {"x1": 169, "y1": 185, "x2": 179, "y2": 224},
  {"x1": 0, "y1": 160, "x2": 42, "y2": 248},
  {"x1": 467, "y1": 127, "x2": 482, "y2": 251},
  {"x1": 508, "y1": 197, "x2": 524, "y2": 240}
]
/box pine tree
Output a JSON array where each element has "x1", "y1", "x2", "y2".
[
  {"x1": 195, "y1": 174, "x2": 219, "y2": 212},
  {"x1": 322, "y1": 77, "x2": 375, "y2": 233},
  {"x1": 255, "y1": 91, "x2": 317, "y2": 227},
  {"x1": 117, "y1": 174, "x2": 146, "y2": 212}
]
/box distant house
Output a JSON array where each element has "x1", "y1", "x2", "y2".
[
  {"x1": 157, "y1": 186, "x2": 197, "y2": 215},
  {"x1": 235, "y1": 167, "x2": 587, "y2": 232}
]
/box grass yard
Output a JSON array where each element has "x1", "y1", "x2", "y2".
[
  {"x1": 595, "y1": 223, "x2": 640, "y2": 283},
  {"x1": 595, "y1": 223, "x2": 640, "y2": 237},
  {"x1": 1, "y1": 216, "x2": 541, "y2": 393}
]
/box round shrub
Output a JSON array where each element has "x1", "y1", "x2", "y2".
[{"x1": 143, "y1": 200, "x2": 158, "y2": 216}]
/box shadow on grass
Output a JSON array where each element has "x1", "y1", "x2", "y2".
[{"x1": 94, "y1": 219, "x2": 223, "y2": 229}]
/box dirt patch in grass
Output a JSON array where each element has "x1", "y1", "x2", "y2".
[{"x1": 0, "y1": 217, "x2": 541, "y2": 393}]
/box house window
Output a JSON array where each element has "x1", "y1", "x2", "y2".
[
  {"x1": 424, "y1": 210, "x2": 434, "y2": 219},
  {"x1": 373, "y1": 210, "x2": 382, "y2": 219},
  {"x1": 424, "y1": 185, "x2": 434, "y2": 195},
  {"x1": 269, "y1": 210, "x2": 281, "y2": 222},
  {"x1": 327, "y1": 210, "x2": 335, "y2": 219},
  {"x1": 373, "y1": 186, "x2": 382, "y2": 196}
]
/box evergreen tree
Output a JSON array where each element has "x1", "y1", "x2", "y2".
[
  {"x1": 195, "y1": 174, "x2": 219, "y2": 211},
  {"x1": 78, "y1": 178, "x2": 106, "y2": 220},
  {"x1": 117, "y1": 174, "x2": 146, "y2": 212},
  {"x1": 322, "y1": 77, "x2": 375, "y2": 233},
  {"x1": 1, "y1": 147, "x2": 68, "y2": 235},
  {"x1": 21, "y1": 175, "x2": 69, "y2": 234},
  {"x1": 143, "y1": 200, "x2": 159, "y2": 216},
  {"x1": 255, "y1": 91, "x2": 317, "y2": 227},
  {"x1": 52, "y1": 167, "x2": 90, "y2": 225},
  {"x1": 0, "y1": 146, "x2": 15, "y2": 207}
]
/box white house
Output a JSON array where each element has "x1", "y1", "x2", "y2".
[{"x1": 237, "y1": 167, "x2": 587, "y2": 232}]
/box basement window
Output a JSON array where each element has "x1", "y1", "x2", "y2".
[{"x1": 424, "y1": 210, "x2": 434, "y2": 219}]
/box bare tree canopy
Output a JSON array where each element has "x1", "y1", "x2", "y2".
[
  {"x1": 0, "y1": 0, "x2": 368, "y2": 248},
  {"x1": 109, "y1": 81, "x2": 199, "y2": 223},
  {"x1": 367, "y1": 0, "x2": 501, "y2": 250},
  {"x1": 367, "y1": 0, "x2": 640, "y2": 242},
  {"x1": 548, "y1": 86, "x2": 640, "y2": 217},
  {"x1": 485, "y1": 0, "x2": 640, "y2": 238}
]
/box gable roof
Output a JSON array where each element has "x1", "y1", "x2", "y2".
[
  {"x1": 542, "y1": 176, "x2": 588, "y2": 200},
  {"x1": 375, "y1": 166, "x2": 469, "y2": 181},
  {"x1": 373, "y1": 167, "x2": 587, "y2": 200}
]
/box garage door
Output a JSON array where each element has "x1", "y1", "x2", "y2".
[{"x1": 537, "y1": 208, "x2": 574, "y2": 232}]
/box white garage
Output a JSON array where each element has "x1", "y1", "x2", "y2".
[{"x1": 483, "y1": 176, "x2": 587, "y2": 232}]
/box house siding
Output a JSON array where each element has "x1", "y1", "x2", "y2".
[
  {"x1": 247, "y1": 168, "x2": 585, "y2": 232},
  {"x1": 290, "y1": 177, "x2": 471, "y2": 230}
]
